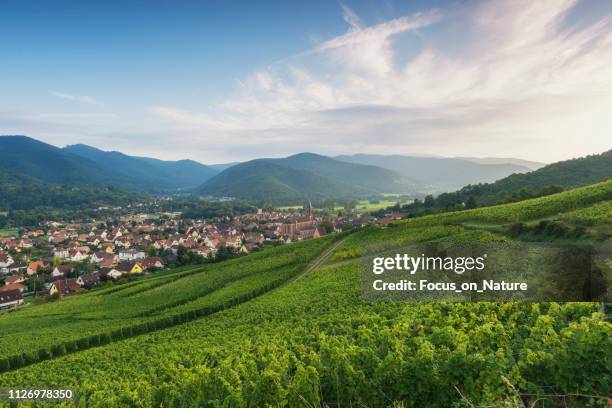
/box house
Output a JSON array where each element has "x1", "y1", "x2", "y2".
[
  {"x1": 225, "y1": 235, "x2": 243, "y2": 249},
  {"x1": 0, "y1": 289, "x2": 23, "y2": 309},
  {"x1": 245, "y1": 232, "x2": 265, "y2": 245},
  {"x1": 100, "y1": 268, "x2": 123, "y2": 279},
  {"x1": 0, "y1": 283, "x2": 26, "y2": 293},
  {"x1": 76, "y1": 272, "x2": 101, "y2": 288},
  {"x1": 117, "y1": 249, "x2": 146, "y2": 261},
  {"x1": 8, "y1": 263, "x2": 27, "y2": 274},
  {"x1": 91, "y1": 251, "x2": 117, "y2": 266},
  {"x1": 49, "y1": 279, "x2": 81, "y2": 296},
  {"x1": 5, "y1": 275, "x2": 25, "y2": 285},
  {"x1": 117, "y1": 261, "x2": 143, "y2": 274},
  {"x1": 0, "y1": 254, "x2": 14, "y2": 269},
  {"x1": 68, "y1": 250, "x2": 88, "y2": 262},
  {"x1": 53, "y1": 248, "x2": 70, "y2": 259},
  {"x1": 141, "y1": 257, "x2": 164, "y2": 270},
  {"x1": 17, "y1": 239, "x2": 32, "y2": 249},
  {"x1": 52, "y1": 264, "x2": 74, "y2": 279},
  {"x1": 193, "y1": 246, "x2": 213, "y2": 257},
  {"x1": 298, "y1": 228, "x2": 320, "y2": 240},
  {"x1": 27, "y1": 260, "x2": 46, "y2": 276},
  {"x1": 100, "y1": 243, "x2": 114, "y2": 253}
]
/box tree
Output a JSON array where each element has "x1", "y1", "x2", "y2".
[
  {"x1": 423, "y1": 195, "x2": 435, "y2": 208},
  {"x1": 343, "y1": 200, "x2": 356, "y2": 212},
  {"x1": 465, "y1": 196, "x2": 477, "y2": 209}
]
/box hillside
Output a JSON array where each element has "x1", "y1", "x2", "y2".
[
  {"x1": 198, "y1": 153, "x2": 421, "y2": 203},
  {"x1": 405, "y1": 149, "x2": 612, "y2": 213},
  {"x1": 0, "y1": 168, "x2": 144, "y2": 213},
  {"x1": 0, "y1": 181, "x2": 610, "y2": 406},
  {"x1": 0, "y1": 135, "x2": 112, "y2": 186},
  {"x1": 335, "y1": 153, "x2": 531, "y2": 191},
  {"x1": 65, "y1": 144, "x2": 218, "y2": 190},
  {"x1": 0, "y1": 136, "x2": 219, "y2": 192}
]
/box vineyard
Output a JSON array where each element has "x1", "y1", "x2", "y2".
[{"x1": 0, "y1": 181, "x2": 610, "y2": 407}]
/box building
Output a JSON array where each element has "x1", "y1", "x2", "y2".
[
  {"x1": 0, "y1": 289, "x2": 24, "y2": 309},
  {"x1": 0, "y1": 283, "x2": 26, "y2": 293},
  {"x1": 49, "y1": 279, "x2": 81, "y2": 296}
]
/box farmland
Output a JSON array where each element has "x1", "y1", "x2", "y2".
[{"x1": 0, "y1": 181, "x2": 610, "y2": 407}]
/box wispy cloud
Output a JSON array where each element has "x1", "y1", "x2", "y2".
[
  {"x1": 36, "y1": 113, "x2": 115, "y2": 119},
  {"x1": 148, "y1": 0, "x2": 612, "y2": 162},
  {"x1": 52, "y1": 92, "x2": 104, "y2": 106}
]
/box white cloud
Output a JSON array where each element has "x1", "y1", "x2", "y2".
[
  {"x1": 340, "y1": 2, "x2": 363, "y2": 31},
  {"x1": 149, "y1": 0, "x2": 612, "y2": 162},
  {"x1": 52, "y1": 92, "x2": 104, "y2": 106}
]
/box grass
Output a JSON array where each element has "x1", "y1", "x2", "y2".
[
  {"x1": 0, "y1": 228, "x2": 18, "y2": 237},
  {"x1": 277, "y1": 200, "x2": 412, "y2": 213},
  {"x1": 0, "y1": 182, "x2": 609, "y2": 406}
]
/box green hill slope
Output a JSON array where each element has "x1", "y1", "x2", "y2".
[
  {"x1": 0, "y1": 182, "x2": 610, "y2": 406},
  {"x1": 198, "y1": 153, "x2": 421, "y2": 203},
  {"x1": 0, "y1": 167, "x2": 143, "y2": 212},
  {"x1": 65, "y1": 144, "x2": 218, "y2": 190},
  {"x1": 402, "y1": 149, "x2": 612, "y2": 214},
  {"x1": 0, "y1": 135, "x2": 110, "y2": 186},
  {"x1": 0, "y1": 136, "x2": 218, "y2": 192}
]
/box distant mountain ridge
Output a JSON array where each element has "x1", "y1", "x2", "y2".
[
  {"x1": 456, "y1": 157, "x2": 545, "y2": 170},
  {"x1": 335, "y1": 154, "x2": 532, "y2": 191},
  {"x1": 0, "y1": 136, "x2": 218, "y2": 192},
  {"x1": 401, "y1": 149, "x2": 612, "y2": 213},
  {"x1": 197, "y1": 153, "x2": 421, "y2": 204},
  {"x1": 64, "y1": 144, "x2": 218, "y2": 191}
]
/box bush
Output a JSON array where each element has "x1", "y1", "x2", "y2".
[{"x1": 509, "y1": 222, "x2": 525, "y2": 237}]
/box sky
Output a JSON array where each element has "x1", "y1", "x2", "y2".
[{"x1": 1, "y1": 0, "x2": 611, "y2": 164}]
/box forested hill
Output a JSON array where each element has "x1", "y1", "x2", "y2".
[
  {"x1": 0, "y1": 135, "x2": 218, "y2": 192},
  {"x1": 64, "y1": 144, "x2": 218, "y2": 190},
  {"x1": 197, "y1": 153, "x2": 422, "y2": 204},
  {"x1": 0, "y1": 168, "x2": 144, "y2": 212},
  {"x1": 401, "y1": 149, "x2": 612, "y2": 213},
  {"x1": 0, "y1": 135, "x2": 112, "y2": 186}
]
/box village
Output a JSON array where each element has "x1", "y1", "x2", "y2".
[{"x1": 0, "y1": 203, "x2": 402, "y2": 310}]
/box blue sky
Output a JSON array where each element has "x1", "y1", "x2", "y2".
[{"x1": 1, "y1": 0, "x2": 611, "y2": 163}]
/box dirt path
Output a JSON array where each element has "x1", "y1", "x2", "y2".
[{"x1": 291, "y1": 236, "x2": 349, "y2": 282}]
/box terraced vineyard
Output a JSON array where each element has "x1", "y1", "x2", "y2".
[{"x1": 0, "y1": 181, "x2": 610, "y2": 407}]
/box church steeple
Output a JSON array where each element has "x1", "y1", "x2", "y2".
[{"x1": 307, "y1": 200, "x2": 313, "y2": 220}]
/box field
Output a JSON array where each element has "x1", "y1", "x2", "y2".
[
  {"x1": 277, "y1": 199, "x2": 411, "y2": 213},
  {"x1": 0, "y1": 228, "x2": 18, "y2": 237},
  {"x1": 0, "y1": 181, "x2": 610, "y2": 407}
]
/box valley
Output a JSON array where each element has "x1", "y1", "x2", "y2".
[{"x1": 0, "y1": 180, "x2": 610, "y2": 406}]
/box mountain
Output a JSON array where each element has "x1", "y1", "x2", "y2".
[
  {"x1": 209, "y1": 162, "x2": 240, "y2": 172},
  {"x1": 0, "y1": 135, "x2": 112, "y2": 186},
  {"x1": 335, "y1": 154, "x2": 531, "y2": 192},
  {"x1": 457, "y1": 157, "x2": 545, "y2": 171},
  {"x1": 197, "y1": 153, "x2": 421, "y2": 203},
  {"x1": 0, "y1": 167, "x2": 143, "y2": 213},
  {"x1": 475, "y1": 149, "x2": 612, "y2": 197},
  {"x1": 0, "y1": 136, "x2": 219, "y2": 192},
  {"x1": 64, "y1": 144, "x2": 218, "y2": 191},
  {"x1": 401, "y1": 149, "x2": 612, "y2": 213}
]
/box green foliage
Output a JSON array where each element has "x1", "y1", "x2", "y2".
[
  {"x1": 0, "y1": 237, "x2": 334, "y2": 367},
  {"x1": 0, "y1": 182, "x2": 609, "y2": 406},
  {"x1": 197, "y1": 153, "x2": 419, "y2": 204},
  {"x1": 399, "y1": 150, "x2": 612, "y2": 215}
]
